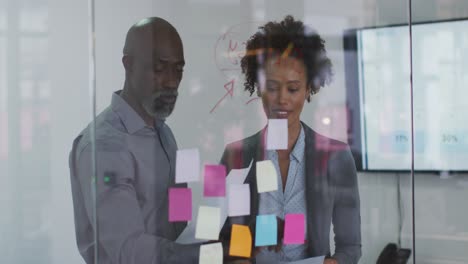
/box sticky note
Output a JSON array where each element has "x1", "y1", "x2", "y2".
[
  {"x1": 229, "y1": 224, "x2": 252, "y2": 257},
  {"x1": 195, "y1": 206, "x2": 220, "y2": 240},
  {"x1": 228, "y1": 184, "x2": 250, "y2": 217},
  {"x1": 199, "y1": 242, "x2": 223, "y2": 264},
  {"x1": 204, "y1": 165, "x2": 226, "y2": 197},
  {"x1": 267, "y1": 119, "x2": 288, "y2": 150},
  {"x1": 255, "y1": 215, "x2": 277, "y2": 246},
  {"x1": 284, "y1": 214, "x2": 305, "y2": 244},
  {"x1": 176, "y1": 148, "x2": 200, "y2": 183},
  {"x1": 256, "y1": 160, "x2": 278, "y2": 193},
  {"x1": 168, "y1": 188, "x2": 192, "y2": 222}
]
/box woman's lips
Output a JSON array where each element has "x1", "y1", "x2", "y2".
[{"x1": 273, "y1": 110, "x2": 289, "y2": 119}]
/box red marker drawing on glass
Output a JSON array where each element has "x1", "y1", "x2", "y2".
[{"x1": 210, "y1": 79, "x2": 235, "y2": 113}]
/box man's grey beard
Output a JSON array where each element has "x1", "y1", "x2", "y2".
[{"x1": 142, "y1": 90, "x2": 178, "y2": 120}]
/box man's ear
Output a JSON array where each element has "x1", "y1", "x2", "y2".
[{"x1": 122, "y1": 55, "x2": 132, "y2": 73}]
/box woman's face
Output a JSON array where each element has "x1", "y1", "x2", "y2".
[{"x1": 259, "y1": 55, "x2": 310, "y2": 129}]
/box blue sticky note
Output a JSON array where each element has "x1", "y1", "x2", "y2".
[{"x1": 255, "y1": 215, "x2": 277, "y2": 246}]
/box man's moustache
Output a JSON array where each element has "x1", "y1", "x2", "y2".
[{"x1": 154, "y1": 91, "x2": 178, "y2": 98}]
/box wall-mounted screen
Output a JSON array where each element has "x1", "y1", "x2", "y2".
[{"x1": 344, "y1": 19, "x2": 468, "y2": 172}]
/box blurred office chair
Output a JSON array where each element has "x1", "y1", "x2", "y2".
[{"x1": 377, "y1": 243, "x2": 411, "y2": 264}]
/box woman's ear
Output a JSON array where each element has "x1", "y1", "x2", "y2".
[{"x1": 306, "y1": 82, "x2": 313, "y2": 102}]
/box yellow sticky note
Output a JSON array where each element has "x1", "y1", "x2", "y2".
[
  {"x1": 256, "y1": 160, "x2": 278, "y2": 193},
  {"x1": 229, "y1": 224, "x2": 252, "y2": 258},
  {"x1": 199, "y1": 242, "x2": 223, "y2": 264},
  {"x1": 195, "y1": 206, "x2": 220, "y2": 240}
]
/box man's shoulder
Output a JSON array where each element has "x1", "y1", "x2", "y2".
[{"x1": 72, "y1": 107, "x2": 129, "y2": 157}]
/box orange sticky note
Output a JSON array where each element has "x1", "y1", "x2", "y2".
[{"x1": 229, "y1": 224, "x2": 252, "y2": 258}]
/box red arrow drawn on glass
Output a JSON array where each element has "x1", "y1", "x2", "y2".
[{"x1": 210, "y1": 79, "x2": 235, "y2": 114}]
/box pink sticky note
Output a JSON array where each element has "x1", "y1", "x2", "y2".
[
  {"x1": 169, "y1": 188, "x2": 192, "y2": 222},
  {"x1": 283, "y1": 214, "x2": 305, "y2": 244},
  {"x1": 204, "y1": 165, "x2": 226, "y2": 197}
]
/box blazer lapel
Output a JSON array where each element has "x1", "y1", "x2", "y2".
[
  {"x1": 303, "y1": 122, "x2": 333, "y2": 257},
  {"x1": 303, "y1": 123, "x2": 321, "y2": 257}
]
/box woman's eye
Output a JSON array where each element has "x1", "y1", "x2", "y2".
[
  {"x1": 288, "y1": 87, "x2": 299, "y2": 93},
  {"x1": 266, "y1": 85, "x2": 278, "y2": 91}
]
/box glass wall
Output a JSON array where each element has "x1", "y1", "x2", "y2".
[
  {"x1": 411, "y1": 0, "x2": 468, "y2": 263},
  {"x1": 1, "y1": 0, "x2": 465, "y2": 263},
  {"x1": 90, "y1": 1, "x2": 414, "y2": 263},
  {"x1": 0, "y1": 0, "x2": 91, "y2": 263}
]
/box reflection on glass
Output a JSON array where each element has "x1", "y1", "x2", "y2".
[
  {"x1": 412, "y1": 1, "x2": 468, "y2": 263},
  {"x1": 19, "y1": 0, "x2": 48, "y2": 33},
  {"x1": 11, "y1": 0, "x2": 467, "y2": 263},
  {"x1": 1, "y1": 0, "x2": 51, "y2": 263}
]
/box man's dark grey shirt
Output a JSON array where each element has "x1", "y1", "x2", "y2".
[{"x1": 69, "y1": 91, "x2": 198, "y2": 264}]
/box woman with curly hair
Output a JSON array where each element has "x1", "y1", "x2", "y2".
[{"x1": 220, "y1": 16, "x2": 361, "y2": 264}]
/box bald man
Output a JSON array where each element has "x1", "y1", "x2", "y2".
[{"x1": 69, "y1": 17, "x2": 200, "y2": 263}]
